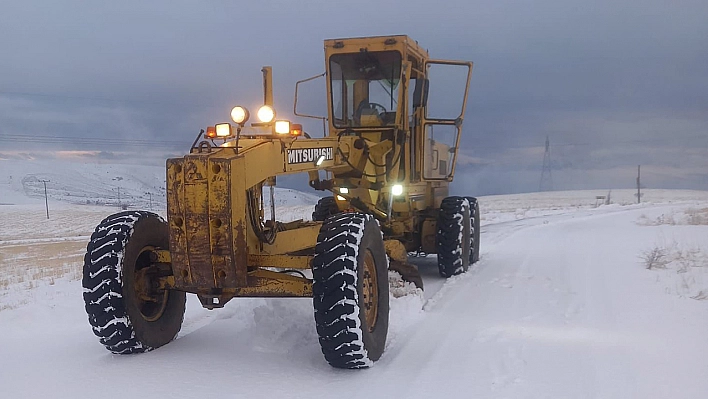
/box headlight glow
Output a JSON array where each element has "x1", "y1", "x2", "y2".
[
  {"x1": 230, "y1": 106, "x2": 249, "y2": 124},
  {"x1": 339, "y1": 187, "x2": 349, "y2": 194},
  {"x1": 274, "y1": 120, "x2": 291, "y2": 134},
  {"x1": 336, "y1": 195, "x2": 346, "y2": 201},
  {"x1": 257, "y1": 105, "x2": 276, "y2": 123},
  {"x1": 215, "y1": 123, "x2": 232, "y2": 137},
  {"x1": 391, "y1": 184, "x2": 403, "y2": 196}
]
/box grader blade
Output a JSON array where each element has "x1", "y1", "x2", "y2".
[{"x1": 389, "y1": 259, "x2": 424, "y2": 290}]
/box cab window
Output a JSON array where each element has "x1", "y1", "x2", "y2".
[{"x1": 329, "y1": 51, "x2": 402, "y2": 128}]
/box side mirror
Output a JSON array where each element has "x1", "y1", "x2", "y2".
[{"x1": 412, "y1": 78, "x2": 429, "y2": 108}]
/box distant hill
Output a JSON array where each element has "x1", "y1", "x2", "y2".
[{"x1": 0, "y1": 156, "x2": 321, "y2": 210}]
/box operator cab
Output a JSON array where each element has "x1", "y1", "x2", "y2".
[
  {"x1": 318, "y1": 35, "x2": 472, "y2": 185},
  {"x1": 329, "y1": 50, "x2": 401, "y2": 128}
]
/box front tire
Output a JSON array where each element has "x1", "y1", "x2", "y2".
[
  {"x1": 312, "y1": 213, "x2": 389, "y2": 368},
  {"x1": 436, "y1": 197, "x2": 471, "y2": 277},
  {"x1": 82, "y1": 211, "x2": 185, "y2": 354}
]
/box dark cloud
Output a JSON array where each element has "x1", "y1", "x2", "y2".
[{"x1": 1, "y1": 0, "x2": 707, "y2": 195}]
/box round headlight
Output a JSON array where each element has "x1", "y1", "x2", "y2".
[
  {"x1": 391, "y1": 184, "x2": 404, "y2": 196},
  {"x1": 257, "y1": 105, "x2": 276, "y2": 123},
  {"x1": 230, "y1": 106, "x2": 249, "y2": 124}
]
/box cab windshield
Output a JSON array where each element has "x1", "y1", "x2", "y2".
[{"x1": 329, "y1": 51, "x2": 402, "y2": 128}]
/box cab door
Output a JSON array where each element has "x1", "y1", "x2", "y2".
[{"x1": 420, "y1": 60, "x2": 473, "y2": 181}]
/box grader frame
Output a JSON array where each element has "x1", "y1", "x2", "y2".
[
  {"x1": 82, "y1": 35, "x2": 477, "y2": 368},
  {"x1": 160, "y1": 35, "x2": 472, "y2": 308}
]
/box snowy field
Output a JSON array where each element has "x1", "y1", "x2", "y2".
[{"x1": 1, "y1": 159, "x2": 708, "y2": 398}]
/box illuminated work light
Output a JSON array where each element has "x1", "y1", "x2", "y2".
[
  {"x1": 274, "y1": 120, "x2": 291, "y2": 134},
  {"x1": 339, "y1": 187, "x2": 349, "y2": 194},
  {"x1": 290, "y1": 124, "x2": 303, "y2": 136},
  {"x1": 257, "y1": 105, "x2": 276, "y2": 123},
  {"x1": 230, "y1": 106, "x2": 249, "y2": 125},
  {"x1": 215, "y1": 123, "x2": 233, "y2": 138},
  {"x1": 391, "y1": 184, "x2": 403, "y2": 196}
]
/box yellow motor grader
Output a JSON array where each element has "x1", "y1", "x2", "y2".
[{"x1": 82, "y1": 35, "x2": 479, "y2": 369}]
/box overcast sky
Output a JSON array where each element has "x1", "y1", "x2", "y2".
[{"x1": 1, "y1": 0, "x2": 707, "y2": 195}]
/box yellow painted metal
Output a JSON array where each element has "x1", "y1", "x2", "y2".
[
  {"x1": 262, "y1": 224, "x2": 321, "y2": 255},
  {"x1": 421, "y1": 59, "x2": 474, "y2": 181},
  {"x1": 162, "y1": 35, "x2": 473, "y2": 302},
  {"x1": 158, "y1": 276, "x2": 176, "y2": 291},
  {"x1": 384, "y1": 240, "x2": 408, "y2": 262},
  {"x1": 248, "y1": 254, "x2": 312, "y2": 269},
  {"x1": 152, "y1": 249, "x2": 171, "y2": 263},
  {"x1": 361, "y1": 249, "x2": 378, "y2": 332},
  {"x1": 324, "y1": 35, "x2": 428, "y2": 135},
  {"x1": 239, "y1": 269, "x2": 312, "y2": 297},
  {"x1": 421, "y1": 219, "x2": 437, "y2": 254}
]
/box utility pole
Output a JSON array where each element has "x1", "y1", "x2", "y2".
[
  {"x1": 539, "y1": 136, "x2": 553, "y2": 192},
  {"x1": 39, "y1": 179, "x2": 50, "y2": 219},
  {"x1": 147, "y1": 192, "x2": 153, "y2": 211},
  {"x1": 636, "y1": 165, "x2": 641, "y2": 204}
]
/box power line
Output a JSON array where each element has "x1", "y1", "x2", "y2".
[
  {"x1": 3, "y1": 131, "x2": 706, "y2": 151},
  {"x1": 0, "y1": 89, "x2": 207, "y2": 108},
  {"x1": 0, "y1": 133, "x2": 192, "y2": 148},
  {"x1": 466, "y1": 133, "x2": 708, "y2": 151}
]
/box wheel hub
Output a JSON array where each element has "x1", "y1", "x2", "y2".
[
  {"x1": 134, "y1": 247, "x2": 169, "y2": 322},
  {"x1": 361, "y1": 249, "x2": 379, "y2": 332}
]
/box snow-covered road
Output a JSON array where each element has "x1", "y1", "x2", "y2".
[
  {"x1": 1, "y1": 197, "x2": 707, "y2": 398},
  {"x1": 373, "y1": 206, "x2": 708, "y2": 398}
]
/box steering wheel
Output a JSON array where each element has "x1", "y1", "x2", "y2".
[{"x1": 354, "y1": 102, "x2": 387, "y2": 125}]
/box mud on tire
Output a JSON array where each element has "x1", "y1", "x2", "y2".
[
  {"x1": 436, "y1": 197, "x2": 471, "y2": 277},
  {"x1": 82, "y1": 211, "x2": 185, "y2": 354},
  {"x1": 312, "y1": 212, "x2": 389, "y2": 368},
  {"x1": 312, "y1": 196, "x2": 339, "y2": 222}
]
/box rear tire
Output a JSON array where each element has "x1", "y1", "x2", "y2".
[
  {"x1": 312, "y1": 196, "x2": 339, "y2": 222},
  {"x1": 82, "y1": 211, "x2": 185, "y2": 354},
  {"x1": 464, "y1": 196, "x2": 481, "y2": 264},
  {"x1": 312, "y1": 213, "x2": 389, "y2": 368},
  {"x1": 436, "y1": 197, "x2": 471, "y2": 277}
]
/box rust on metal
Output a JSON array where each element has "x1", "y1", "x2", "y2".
[
  {"x1": 167, "y1": 154, "x2": 247, "y2": 291},
  {"x1": 150, "y1": 249, "x2": 172, "y2": 264},
  {"x1": 191, "y1": 270, "x2": 312, "y2": 301},
  {"x1": 232, "y1": 220, "x2": 248, "y2": 286},
  {"x1": 183, "y1": 157, "x2": 212, "y2": 288},
  {"x1": 240, "y1": 269, "x2": 312, "y2": 297},
  {"x1": 208, "y1": 158, "x2": 239, "y2": 289},
  {"x1": 158, "y1": 276, "x2": 176, "y2": 291},
  {"x1": 384, "y1": 239, "x2": 408, "y2": 262},
  {"x1": 166, "y1": 158, "x2": 191, "y2": 287}
]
